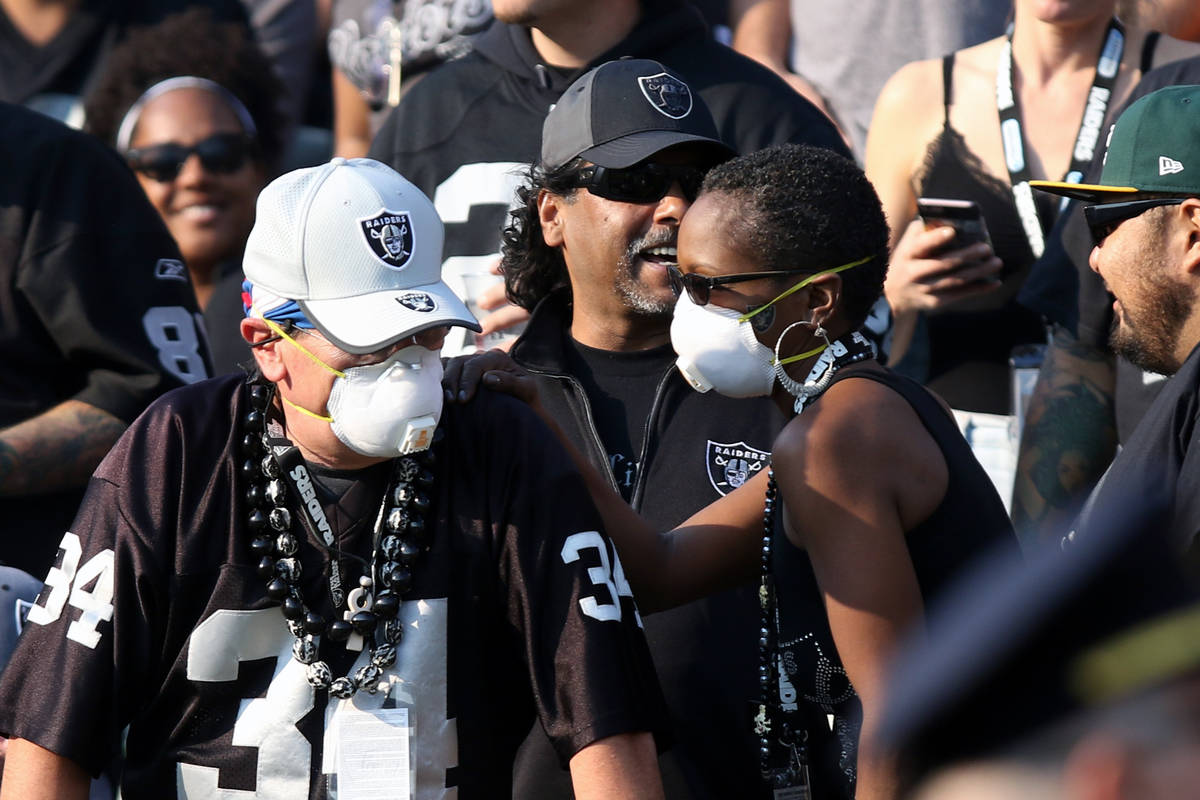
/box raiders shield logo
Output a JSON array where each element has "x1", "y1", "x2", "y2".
[
  {"x1": 706, "y1": 440, "x2": 769, "y2": 496},
  {"x1": 359, "y1": 210, "x2": 414, "y2": 267},
  {"x1": 396, "y1": 291, "x2": 436, "y2": 313},
  {"x1": 637, "y1": 73, "x2": 692, "y2": 120}
]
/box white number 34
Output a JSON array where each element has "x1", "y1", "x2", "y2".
[
  {"x1": 561, "y1": 531, "x2": 642, "y2": 628},
  {"x1": 26, "y1": 532, "x2": 115, "y2": 649}
]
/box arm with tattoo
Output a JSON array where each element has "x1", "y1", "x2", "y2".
[
  {"x1": 0, "y1": 401, "x2": 126, "y2": 496},
  {"x1": 1012, "y1": 326, "x2": 1117, "y2": 549}
]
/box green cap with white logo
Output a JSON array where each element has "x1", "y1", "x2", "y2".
[{"x1": 1032, "y1": 84, "x2": 1200, "y2": 203}]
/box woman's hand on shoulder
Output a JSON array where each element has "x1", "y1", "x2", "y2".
[{"x1": 442, "y1": 349, "x2": 542, "y2": 411}]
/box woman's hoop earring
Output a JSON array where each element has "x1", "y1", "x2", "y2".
[{"x1": 773, "y1": 319, "x2": 833, "y2": 401}]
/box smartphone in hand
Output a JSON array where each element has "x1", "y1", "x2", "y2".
[{"x1": 916, "y1": 197, "x2": 993, "y2": 252}]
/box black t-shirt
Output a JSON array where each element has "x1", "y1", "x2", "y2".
[
  {"x1": 1072, "y1": 342, "x2": 1200, "y2": 557},
  {"x1": 772, "y1": 368, "x2": 1016, "y2": 797},
  {"x1": 0, "y1": 103, "x2": 211, "y2": 575},
  {"x1": 0, "y1": 375, "x2": 668, "y2": 797},
  {"x1": 562, "y1": 336, "x2": 676, "y2": 501}
]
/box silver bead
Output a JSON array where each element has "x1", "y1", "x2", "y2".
[
  {"x1": 306, "y1": 660, "x2": 333, "y2": 688},
  {"x1": 372, "y1": 643, "x2": 397, "y2": 668},
  {"x1": 266, "y1": 479, "x2": 287, "y2": 506},
  {"x1": 354, "y1": 663, "x2": 383, "y2": 693},
  {"x1": 261, "y1": 454, "x2": 280, "y2": 478},
  {"x1": 275, "y1": 533, "x2": 298, "y2": 556},
  {"x1": 275, "y1": 557, "x2": 301, "y2": 583},
  {"x1": 381, "y1": 534, "x2": 401, "y2": 559},
  {"x1": 393, "y1": 486, "x2": 413, "y2": 505},
  {"x1": 292, "y1": 637, "x2": 319, "y2": 664},
  {"x1": 329, "y1": 677, "x2": 355, "y2": 699},
  {"x1": 383, "y1": 619, "x2": 404, "y2": 644},
  {"x1": 385, "y1": 509, "x2": 408, "y2": 533},
  {"x1": 269, "y1": 507, "x2": 292, "y2": 531},
  {"x1": 287, "y1": 619, "x2": 307, "y2": 638},
  {"x1": 397, "y1": 458, "x2": 419, "y2": 482}
]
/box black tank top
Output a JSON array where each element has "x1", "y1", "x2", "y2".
[
  {"x1": 912, "y1": 54, "x2": 1054, "y2": 414},
  {"x1": 771, "y1": 367, "x2": 1017, "y2": 798}
]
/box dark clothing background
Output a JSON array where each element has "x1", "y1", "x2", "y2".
[{"x1": 0, "y1": 104, "x2": 209, "y2": 575}]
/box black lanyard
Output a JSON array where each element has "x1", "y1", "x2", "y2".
[{"x1": 997, "y1": 18, "x2": 1124, "y2": 257}]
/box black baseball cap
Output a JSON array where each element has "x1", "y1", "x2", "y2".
[{"x1": 540, "y1": 58, "x2": 734, "y2": 171}]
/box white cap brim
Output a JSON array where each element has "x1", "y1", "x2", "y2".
[{"x1": 300, "y1": 279, "x2": 481, "y2": 354}]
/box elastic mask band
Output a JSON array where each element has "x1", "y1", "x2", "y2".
[
  {"x1": 737, "y1": 255, "x2": 873, "y2": 323},
  {"x1": 778, "y1": 342, "x2": 827, "y2": 367},
  {"x1": 263, "y1": 318, "x2": 347, "y2": 379},
  {"x1": 280, "y1": 393, "x2": 333, "y2": 422}
]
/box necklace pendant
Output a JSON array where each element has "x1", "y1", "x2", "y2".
[{"x1": 343, "y1": 583, "x2": 375, "y2": 652}]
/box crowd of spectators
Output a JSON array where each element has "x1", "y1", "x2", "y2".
[{"x1": 4, "y1": 1, "x2": 1200, "y2": 798}]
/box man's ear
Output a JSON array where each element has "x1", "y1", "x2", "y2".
[
  {"x1": 539, "y1": 189, "x2": 566, "y2": 248},
  {"x1": 241, "y1": 318, "x2": 287, "y2": 382},
  {"x1": 1181, "y1": 199, "x2": 1200, "y2": 278}
]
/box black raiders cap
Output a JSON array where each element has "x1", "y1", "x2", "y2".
[{"x1": 540, "y1": 58, "x2": 734, "y2": 170}]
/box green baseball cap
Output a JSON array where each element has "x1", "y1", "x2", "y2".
[{"x1": 1032, "y1": 85, "x2": 1200, "y2": 203}]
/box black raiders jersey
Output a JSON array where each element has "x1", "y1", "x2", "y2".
[
  {"x1": 0, "y1": 375, "x2": 667, "y2": 798},
  {"x1": 0, "y1": 103, "x2": 211, "y2": 574}
]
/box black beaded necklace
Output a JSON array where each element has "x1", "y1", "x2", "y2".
[
  {"x1": 241, "y1": 378, "x2": 436, "y2": 698},
  {"x1": 755, "y1": 334, "x2": 874, "y2": 796}
]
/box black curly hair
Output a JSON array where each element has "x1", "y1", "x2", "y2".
[
  {"x1": 84, "y1": 7, "x2": 286, "y2": 170},
  {"x1": 699, "y1": 143, "x2": 890, "y2": 329},
  {"x1": 499, "y1": 159, "x2": 587, "y2": 311}
]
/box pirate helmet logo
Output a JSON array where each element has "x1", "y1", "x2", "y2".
[
  {"x1": 359, "y1": 210, "x2": 415, "y2": 267},
  {"x1": 396, "y1": 292, "x2": 436, "y2": 313},
  {"x1": 637, "y1": 72, "x2": 693, "y2": 120},
  {"x1": 706, "y1": 440, "x2": 769, "y2": 496}
]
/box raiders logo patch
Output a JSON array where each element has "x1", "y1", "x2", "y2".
[
  {"x1": 396, "y1": 292, "x2": 436, "y2": 313},
  {"x1": 637, "y1": 73, "x2": 692, "y2": 119},
  {"x1": 154, "y1": 258, "x2": 188, "y2": 282},
  {"x1": 360, "y1": 210, "x2": 414, "y2": 267},
  {"x1": 706, "y1": 440, "x2": 769, "y2": 496}
]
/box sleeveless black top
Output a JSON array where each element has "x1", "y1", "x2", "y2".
[
  {"x1": 911, "y1": 54, "x2": 1054, "y2": 414},
  {"x1": 771, "y1": 367, "x2": 1017, "y2": 798}
]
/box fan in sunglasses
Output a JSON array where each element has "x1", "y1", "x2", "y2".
[
  {"x1": 112, "y1": 76, "x2": 266, "y2": 317},
  {"x1": 494, "y1": 59, "x2": 794, "y2": 799},
  {"x1": 83, "y1": 12, "x2": 288, "y2": 375},
  {"x1": 453, "y1": 142, "x2": 1017, "y2": 799}
]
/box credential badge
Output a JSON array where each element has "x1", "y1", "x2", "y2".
[
  {"x1": 360, "y1": 210, "x2": 415, "y2": 268},
  {"x1": 706, "y1": 440, "x2": 769, "y2": 496},
  {"x1": 637, "y1": 73, "x2": 692, "y2": 120}
]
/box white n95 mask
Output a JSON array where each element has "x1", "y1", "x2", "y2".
[
  {"x1": 326, "y1": 345, "x2": 444, "y2": 457},
  {"x1": 670, "y1": 292, "x2": 777, "y2": 397},
  {"x1": 264, "y1": 319, "x2": 445, "y2": 456}
]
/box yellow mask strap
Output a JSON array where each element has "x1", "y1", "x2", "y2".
[
  {"x1": 778, "y1": 342, "x2": 827, "y2": 367},
  {"x1": 262, "y1": 318, "x2": 346, "y2": 379},
  {"x1": 279, "y1": 393, "x2": 334, "y2": 423},
  {"x1": 736, "y1": 255, "x2": 873, "y2": 324}
]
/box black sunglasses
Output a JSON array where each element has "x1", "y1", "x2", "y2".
[
  {"x1": 1084, "y1": 197, "x2": 1188, "y2": 246},
  {"x1": 568, "y1": 162, "x2": 707, "y2": 204},
  {"x1": 666, "y1": 264, "x2": 813, "y2": 306},
  {"x1": 126, "y1": 132, "x2": 258, "y2": 183}
]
